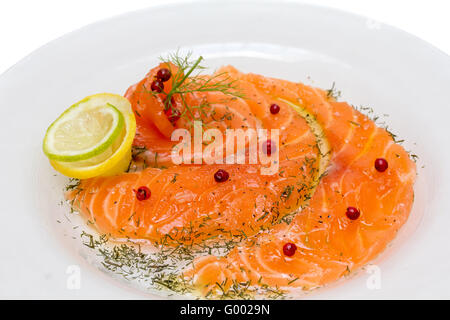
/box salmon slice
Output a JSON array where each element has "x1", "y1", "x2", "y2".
[
  {"x1": 67, "y1": 64, "x2": 415, "y2": 297},
  {"x1": 126, "y1": 68, "x2": 262, "y2": 167},
  {"x1": 185, "y1": 74, "x2": 416, "y2": 294},
  {"x1": 67, "y1": 67, "x2": 327, "y2": 244}
]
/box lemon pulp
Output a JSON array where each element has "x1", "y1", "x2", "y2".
[{"x1": 44, "y1": 93, "x2": 136, "y2": 179}]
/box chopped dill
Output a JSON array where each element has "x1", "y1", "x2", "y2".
[
  {"x1": 78, "y1": 231, "x2": 289, "y2": 299},
  {"x1": 170, "y1": 173, "x2": 179, "y2": 184},
  {"x1": 281, "y1": 185, "x2": 294, "y2": 200},
  {"x1": 159, "y1": 51, "x2": 244, "y2": 126},
  {"x1": 353, "y1": 105, "x2": 419, "y2": 162},
  {"x1": 326, "y1": 82, "x2": 341, "y2": 100},
  {"x1": 132, "y1": 145, "x2": 147, "y2": 159},
  {"x1": 65, "y1": 178, "x2": 80, "y2": 191}
]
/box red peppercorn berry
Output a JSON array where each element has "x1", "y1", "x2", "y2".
[
  {"x1": 346, "y1": 206, "x2": 360, "y2": 220},
  {"x1": 270, "y1": 103, "x2": 280, "y2": 114},
  {"x1": 262, "y1": 139, "x2": 276, "y2": 156},
  {"x1": 374, "y1": 158, "x2": 388, "y2": 172},
  {"x1": 135, "y1": 186, "x2": 151, "y2": 201},
  {"x1": 214, "y1": 169, "x2": 229, "y2": 183},
  {"x1": 165, "y1": 107, "x2": 181, "y2": 123},
  {"x1": 283, "y1": 242, "x2": 297, "y2": 257},
  {"x1": 156, "y1": 68, "x2": 171, "y2": 82},
  {"x1": 151, "y1": 80, "x2": 164, "y2": 93}
]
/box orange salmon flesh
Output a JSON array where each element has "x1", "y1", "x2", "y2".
[{"x1": 67, "y1": 63, "x2": 416, "y2": 297}]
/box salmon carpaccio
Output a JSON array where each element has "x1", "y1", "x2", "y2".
[
  {"x1": 68, "y1": 64, "x2": 326, "y2": 243},
  {"x1": 67, "y1": 63, "x2": 416, "y2": 296},
  {"x1": 185, "y1": 71, "x2": 416, "y2": 293}
]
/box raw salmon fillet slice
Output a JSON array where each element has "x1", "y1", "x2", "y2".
[
  {"x1": 67, "y1": 66, "x2": 328, "y2": 244},
  {"x1": 185, "y1": 72, "x2": 416, "y2": 293},
  {"x1": 66, "y1": 64, "x2": 416, "y2": 296}
]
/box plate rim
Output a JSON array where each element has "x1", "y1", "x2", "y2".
[
  {"x1": 1, "y1": 0, "x2": 450, "y2": 83},
  {"x1": 1, "y1": 0, "x2": 449, "y2": 299}
]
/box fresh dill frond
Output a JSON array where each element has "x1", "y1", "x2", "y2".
[
  {"x1": 326, "y1": 82, "x2": 341, "y2": 100},
  {"x1": 159, "y1": 51, "x2": 244, "y2": 124}
]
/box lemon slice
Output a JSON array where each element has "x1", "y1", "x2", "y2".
[
  {"x1": 44, "y1": 100, "x2": 124, "y2": 162},
  {"x1": 278, "y1": 98, "x2": 330, "y2": 177},
  {"x1": 44, "y1": 93, "x2": 136, "y2": 179}
]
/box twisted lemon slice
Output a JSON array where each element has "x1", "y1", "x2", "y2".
[{"x1": 43, "y1": 93, "x2": 136, "y2": 179}]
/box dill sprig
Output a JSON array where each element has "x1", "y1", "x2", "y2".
[
  {"x1": 206, "y1": 279, "x2": 287, "y2": 300},
  {"x1": 354, "y1": 105, "x2": 419, "y2": 162},
  {"x1": 160, "y1": 51, "x2": 244, "y2": 124},
  {"x1": 79, "y1": 231, "x2": 288, "y2": 299},
  {"x1": 326, "y1": 82, "x2": 341, "y2": 100}
]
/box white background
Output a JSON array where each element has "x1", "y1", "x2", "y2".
[
  {"x1": 0, "y1": 0, "x2": 449, "y2": 75},
  {"x1": 1, "y1": 0, "x2": 449, "y2": 300}
]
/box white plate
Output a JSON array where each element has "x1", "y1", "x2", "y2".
[{"x1": 1, "y1": 0, "x2": 449, "y2": 299}]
